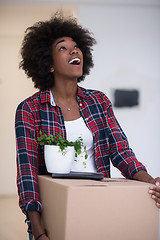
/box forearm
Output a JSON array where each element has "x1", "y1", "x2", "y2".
[
  {"x1": 133, "y1": 170, "x2": 154, "y2": 183},
  {"x1": 27, "y1": 211, "x2": 47, "y2": 239}
]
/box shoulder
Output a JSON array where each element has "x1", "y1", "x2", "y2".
[
  {"x1": 16, "y1": 91, "x2": 41, "y2": 114},
  {"x1": 79, "y1": 86, "x2": 111, "y2": 107}
]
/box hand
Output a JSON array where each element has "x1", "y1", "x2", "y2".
[{"x1": 149, "y1": 177, "x2": 160, "y2": 208}]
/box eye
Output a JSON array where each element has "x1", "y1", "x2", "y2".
[
  {"x1": 74, "y1": 45, "x2": 79, "y2": 49},
  {"x1": 59, "y1": 46, "x2": 66, "y2": 51}
]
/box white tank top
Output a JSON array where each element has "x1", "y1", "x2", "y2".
[{"x1": 64, "y1": 117, "x2": 97, "y2": 173}]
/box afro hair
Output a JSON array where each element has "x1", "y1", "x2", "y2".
[{"x1": 19, "y1": 12, "x2": 96, "y2": 90}]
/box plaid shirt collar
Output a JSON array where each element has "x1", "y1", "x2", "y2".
[{"x1": 40, "y1": 85, "x2": 86, "y2": 106}]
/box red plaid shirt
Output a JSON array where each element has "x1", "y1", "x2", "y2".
[{"x1": 15, "y1": 85, "x2": 147, "y2": 214}]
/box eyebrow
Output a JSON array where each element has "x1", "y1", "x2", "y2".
[{"x1": 55, "y1": 39, "x2": 76, "y2": 47}]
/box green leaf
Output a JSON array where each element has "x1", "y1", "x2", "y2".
[{"x1": 37, "y1": 131, "x2": 88, "y2": 167}]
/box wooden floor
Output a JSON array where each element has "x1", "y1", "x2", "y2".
[{"x1": 0, "y1": 195, "x2": 28, "y2": 240}]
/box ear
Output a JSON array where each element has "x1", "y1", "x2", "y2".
[{"x1": 50, "y1": 67, "x2": 54, "y2": 72}]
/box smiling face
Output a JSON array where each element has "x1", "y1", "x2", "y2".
[{"x1": 51, "y1": 36, "x2": 83, "y2": 82}]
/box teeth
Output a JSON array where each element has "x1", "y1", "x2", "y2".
[{"x1": 69, "y1": 57, "x2": 80, "y2": 64}]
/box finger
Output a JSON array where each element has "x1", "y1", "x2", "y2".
[
  {"x1": 149, "y1": 184, "x2": 160, "y2": 192},
  {"x1": 150, "y1": 194, "x2": 160, "y2": 202},
  {"x1": 150, "y1": 178, "x2": 160, "y2": 185},
  {"x1": 151, "y1": 192, "x2": 160, "y2": 205},
  {"x1": 148, "y1": 190, "x2": 160, "y2": 199},
  {"x1": 157, "y1": 203, "x2": 160, "y2": 208},
  {"x1": 148, "y1": 187, "x2": 160, "y2": 208},
  {"x1": 154, "y1": 177, "x2": 160, "y2": 183},
  {"x1": 155, "y1": 181, "x2": 160, "y2": 187}
]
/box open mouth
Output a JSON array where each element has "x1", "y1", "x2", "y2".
[{"x1": 68, "y1": 57, "x2": 81, "y2": 65}]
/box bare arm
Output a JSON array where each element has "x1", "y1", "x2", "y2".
[
  {"x1": 27, "y1": 211, "x2": 49, "y2": 240},
  {"x1": 133, "y1": 170, "x2": 153, "y2": 183}
]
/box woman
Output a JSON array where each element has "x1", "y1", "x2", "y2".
[{"x1": 15, "y1": 13, "x2": 160, "y2": 240}]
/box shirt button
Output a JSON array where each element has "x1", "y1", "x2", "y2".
[
  {"x1": 79, "y1": 103, "x2": 82, "y2": 107},
  {"x1": 85, "y1": 118, "x2": 89, "y2": 121}
]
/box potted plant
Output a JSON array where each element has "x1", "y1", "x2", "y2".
[{"x1": 38, "y1": 131, "x2": 88, "y2": 174}]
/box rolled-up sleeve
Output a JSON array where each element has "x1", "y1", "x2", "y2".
[
  {"x1": 15, "y1": 101, "x2": 42, "y2": 214},
  {"x1": 106, "y1": 103, "x2": 147, "y2": 179}
]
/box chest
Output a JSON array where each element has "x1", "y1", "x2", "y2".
[
  {"x1": 59, "y1": 102, "x2": 81, "y2": 121},
  {"x1": 37, "y1": 100, "x2": 108, "y2": 141}
]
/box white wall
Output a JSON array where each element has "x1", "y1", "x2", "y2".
[{"x1": 78, "y1": 4, "x2": 160, "y2": 179}]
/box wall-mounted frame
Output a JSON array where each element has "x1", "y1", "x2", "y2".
[{"x1": 114, "y1": 89, "x2": 139, "y2": 108}]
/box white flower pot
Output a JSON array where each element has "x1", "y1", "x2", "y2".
[{"x1": 44, "y1": 145, "x2": 75, "y2": 173}]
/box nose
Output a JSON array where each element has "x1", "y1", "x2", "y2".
[{"x1": 70, "y1": 48, "x2": 78, "y2": 55}]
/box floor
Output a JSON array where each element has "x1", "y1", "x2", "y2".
[{"x1": 0, "y1": 195, "x2": 28, "y2": 240}]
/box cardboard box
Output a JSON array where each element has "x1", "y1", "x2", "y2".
[{"x1": 38, "y1": 176, "x2": 159, "y2": 240}]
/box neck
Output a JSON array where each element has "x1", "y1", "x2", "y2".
[{"x1": 51, "y1": 78, "x2": 78, "y2": 102}]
